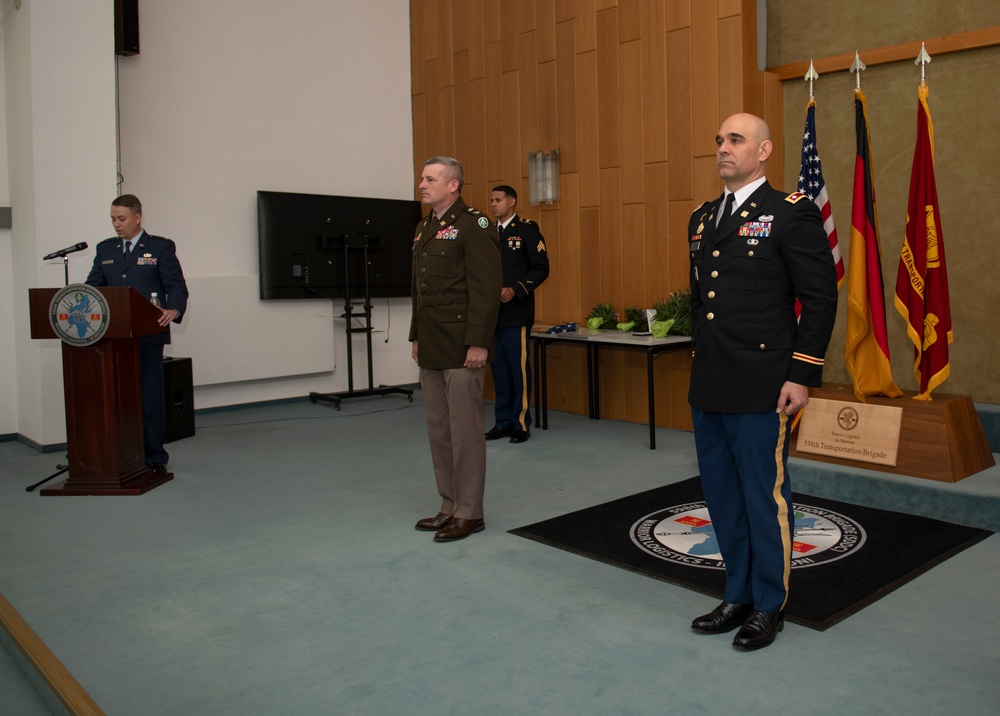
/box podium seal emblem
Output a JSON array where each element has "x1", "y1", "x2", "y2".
[{"x1": 49, "y1": 283, "x2": 110, "y2": 346}]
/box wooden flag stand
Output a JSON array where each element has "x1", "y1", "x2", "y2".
[{"x1": 790, "y1": 383, "x2": 995, "y2": 483}]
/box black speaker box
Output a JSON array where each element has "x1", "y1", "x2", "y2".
[
  {"x1": 163, "y1": 357, "x2": 195, "y2": 444},
  {"x1": 115, "y1": 0, "x2": 140, "y2": 56}
]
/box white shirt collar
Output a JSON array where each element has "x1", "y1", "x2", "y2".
[{"x1": 725, "y1": 176, "x2": 767, "y2": 214}]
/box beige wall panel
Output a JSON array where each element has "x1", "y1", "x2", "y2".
[
  {"x1": 518, "y1": 0, "x2": 537, "y2": 34},
  {"x1": 502, "y1": 70, "x2": 524, "y2": 185},
  {"x1": 596, "y1": 0, "x2": 619, "y2": 11},
  {"x1": 599, "y1": 168, "x2": 624, "y2": 303},
  {"x1": 556, "y1": 20, "x2": 580, "y2": 173},
  {"x1": 641, "y1": 0, "x2": 669, "y2": 164},
  {"x1": 597, "y1": 347, "x2": 627, "y2": 419},
  {"x1": 621, "y1": 204, "x2": 646, "y2": 308},
  {"x1": 501, "y1": 19, "x2": 520, "y2": 73},
  {"x1": 467, "y1": 78, "x2": 488, "y2": 193},
  {"x1": 690, "y1": 2, "x2": 720, "y2": 157},
  {"x1": 483, "y1": 0, "x2": 501, "y2": 44},
  {"x1": 618, "y1": 0, "x2": 642, "y2": 42},
  {"x1": 718, "y1": 0, "x2": 742, "y2": 19},
  {"x1": 717, "y1": 16, "x2": 743, "y2": 121},
  {"x1": 623, "y1": 348, "x2": 649, "y2": 424},
  {"x1": 575, "y1": 0, "x2": 599, "y2": 52},
  {"x1": 436, "y1": 0, "x2": 454, "y2": 85},
  {"x1": 453, "y1": 51, "x2": 472, "y2": 166},
  {"x1": 666, "y1": 28, "x2": 693, "y2": 201},
  {"x1": 484, "y1": 43, "x2": 504, "y2": 180},
  {"x1": 534, "y1": 205, "x2": 559, "y2": 319},
  {"x1": 579, "y1": 206, "x2": 602, "y2": 316},
  {"x1": 763, "y1": 70, "x2": 784, "y2": 188},
  {"x1": 437, "y1": 86, "x2": 456, "y2": 157},
  {"x1": 452, "y1": 0, "x2": 468, "y2": 52},
  {"x1": 411, "y1": 1, "x2": 427, "y2": 94},
  {"x1": 619, "y1": 40, "x2": 645, "y2": 202},
  {"x1": 665, "y1": 0, "x2": 691, "y2": 31},
  {"x1": 417, "y1": 0, "x2": 437, "y2": 61},
  {"x1": 422, "y1": 59, "x2": 441, "y2": 151},
  {"x1": 468, "y1": 0, "x2": 486, "y2": 78},
  {"x1": 668, "y1": 199, "x2": 694, "y2": 291},
  {"x1": 536, "y1": 0, "x2": 558, "y2": 63},
  {"x1": 643, "y1": 163, "x2": 671, "y2": 299},
  {"x1": 538, "y1": 62, "x2": 560, "y2": 151},
  {"x1": 555, "y1": 173, "x2": 582, "y2": 323},
  {"x1": 411, "y1": 93, "x2": 427, "y2": 186},
  {"x1": 545, "y1": 345, "x2": 588, "y2": 415},
  {"x1": 766, "y1": 0, "x2": 1000, "y2": 68},
  {"x1": 596, "y1": 9, "x2": 622, "y2": 169},
  {"x1": 518, "y1": 33, "x2": 540, "y2": 178},
  {"x1": 555, "y1": 0, "x2": 575, "y2": 24},
  {"x1": 576, "y1": 51, "x2": 601, "y2": 207},
  {"x1": 693, "y1": 155, "x2": 721, "y2": 206}
]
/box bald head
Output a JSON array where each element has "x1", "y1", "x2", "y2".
[{"x1": 715, "y1": 113, "x2": 772, "y2": 191}]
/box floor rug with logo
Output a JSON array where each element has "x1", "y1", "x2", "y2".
[{"x1": 509, "y1": 477, "x2": 991, "y2": 629}]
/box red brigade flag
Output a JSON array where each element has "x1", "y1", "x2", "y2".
[
  {"x1": 894, "y1": 83, "x2": 953, "y2": 400},
  {"x1": 844, "y1": 88, "x2": 902, "y2": 401}
]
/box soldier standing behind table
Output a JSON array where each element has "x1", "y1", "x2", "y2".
[{"x1": 485, "y1": 185, "x2": 549, "y2": 445}]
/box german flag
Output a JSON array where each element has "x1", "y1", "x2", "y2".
[{"x1": 844, "y1": 88, "x2": 901, "y2": 401}]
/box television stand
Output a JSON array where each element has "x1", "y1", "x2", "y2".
[{"x1": 309, "y1": 233, "x2": 413, "y2": 410}]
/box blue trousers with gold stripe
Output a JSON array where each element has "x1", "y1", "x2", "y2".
[
  {"x1": 490, "y1": 326, "x2": 531, "y2": 432},
  {"x1": 691, "y1": 408, "x2": 794, "y2": 613}
]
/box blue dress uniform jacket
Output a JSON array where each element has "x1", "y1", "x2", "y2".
[
  {"x1": 409, "y1": 197, "x2": 502, "y2": 369},
  {"x1": 496, "y1": 214, "x2": 549, "y2": 328},
  {"x1": 687, "y1": 182, "x2": 838, "y2": 412},
  {"x1": 86, "y1": 230, "x2": 189, "y2": 466},
  {"x1": 85, "y1": 231, "x2": 189, "y2": 345}
]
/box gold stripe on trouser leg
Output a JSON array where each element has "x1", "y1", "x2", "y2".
[
  {"x1": 516, "y1": 326, "x2": 530, "y2": 430},
  {"x1": 772, "y1": 411, "x2": 792, "y2": 611}
]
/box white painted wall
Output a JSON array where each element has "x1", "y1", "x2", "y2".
[
  {"x1": 2, "y1": 0, "x2": 416, "y2": 443},
  {"x1": 116, "y1": 0, "x2": 417, "y2": 409},
  {"x1": 3, "y1": 0, "x2": 118, "y2": 444}
]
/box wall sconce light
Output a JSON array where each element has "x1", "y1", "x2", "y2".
[{"x1": 528, "y1": 150, "x2": 560, "y2": 206}]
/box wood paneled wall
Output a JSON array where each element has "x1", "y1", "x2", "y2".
[{"x1": 410, "y1": 0, "x2": 782, "y2": 430}]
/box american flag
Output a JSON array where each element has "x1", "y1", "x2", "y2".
[{"x1": 799, "y1": 100, "x2": 845, "y2": 287}]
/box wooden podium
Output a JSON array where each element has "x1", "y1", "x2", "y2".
[
  {"x1": 29, "y1": 286, "x2": 173, "y2": 495},
  {"x1": 790, "y1": 383, "x2": 995, "y2": 483}
]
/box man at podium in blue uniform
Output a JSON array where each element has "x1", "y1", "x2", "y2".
[{"x1": 86, "y1": 194, "x2": 189, "y2": 473}]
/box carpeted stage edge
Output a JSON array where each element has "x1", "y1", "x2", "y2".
[{"x1": 510, "y1": 477, "x2": 992, "y2": 630}]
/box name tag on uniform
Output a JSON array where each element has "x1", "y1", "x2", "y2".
[
  {"x1": 102, "y1": 259, "x2": 114, "y2": 264},
  {"x1": 435, "y1": 228, "x2": 458, "y2": 240}
]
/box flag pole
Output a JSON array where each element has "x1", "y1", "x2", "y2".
[
  {"x1": 915, "y1": 41, "x2": 931, "y2": 88},
  {"x1": 850, "y1": 51, "x2": 866, "y2": 89},
  {"x1": 804, "y1": 60, "x2": 818, "y2": 101}
]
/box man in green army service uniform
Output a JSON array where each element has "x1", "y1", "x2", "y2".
[{"x1": 409, "y1": 156, "x2": 502, "y2": 543}]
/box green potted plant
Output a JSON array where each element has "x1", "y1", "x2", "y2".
[
  {"x1": 652, "y1": 291, "x2": 692, "y2": 337},
  {"x1": 586, "y1": 301, "x2": 619, "y2": 331}
]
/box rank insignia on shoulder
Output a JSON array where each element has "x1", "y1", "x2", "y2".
[
  {"x1": 785, "y1": 192, "x2": 808, "y2": 204},
  {"x1": 694, "y1": 201, "x2": 707, "y2": 212},
  {"x1": 537, "y1": 240, "x2": 546, "y2": 252},
  {"x1": 465, "y1": 207, "x2": 482, "y2": 215},
  {"x1": 521, "y1": 217, "x2": 535, "y2": 225}
]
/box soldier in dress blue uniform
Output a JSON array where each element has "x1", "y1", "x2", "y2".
[
  {"x1": 687, "y1": 114, "x2": 838, "y2": 650},
  {"x1": 485, "y1": 185, "x2": 549, "y2": 444},
  {"x1": 86, "y1": 194, "x2": 189, "y2": 472}
]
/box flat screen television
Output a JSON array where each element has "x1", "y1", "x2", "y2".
[{"x1": 257, "y1": 190, "x2": 422, "y2": 300}]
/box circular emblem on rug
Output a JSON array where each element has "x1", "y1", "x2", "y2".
[
  {"x1": 630, "y1": 501, "x2": 867, "y2": 570},
  {"x1": 48, "y1": 283, "x2": 111, "y2": 346}
]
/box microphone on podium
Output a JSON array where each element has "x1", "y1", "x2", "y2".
[{"x1": 42, "y1": 242, "x2": 88, "y2": 261}]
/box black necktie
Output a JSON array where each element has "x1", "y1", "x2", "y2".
[
  {"x1": 124, "y1": 240, "x2": 132, "y2": 257},
  {"x1": 717, "y1": 193, "x2": 735, "y2": 228}
]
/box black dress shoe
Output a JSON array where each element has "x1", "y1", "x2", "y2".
[
  {"x1": 485, "y1": 426, "x2": 513, "y2": 440},
  {"x1": 415, "y1": 513, "x2": 453, "y2": 531},
  {"x1": 732, "y1": 610, "x2": 784, "y2": 650},
  {"x1": 148, "y1": 463, "x2": 167, "y2": 473},
  {"x1": 509, "y1": 430, "x2": 530, "y2": 443},
  {"x1": 434, "y1": 518, "x2": 485, "y2": 542},
  {"x1": 691, "y1": 602, "x2": 753, "y2": 633}
]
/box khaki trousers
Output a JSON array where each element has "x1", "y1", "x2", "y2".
[{"x1": 420, "y1": 366, "x2": 486, "y2": 520}]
